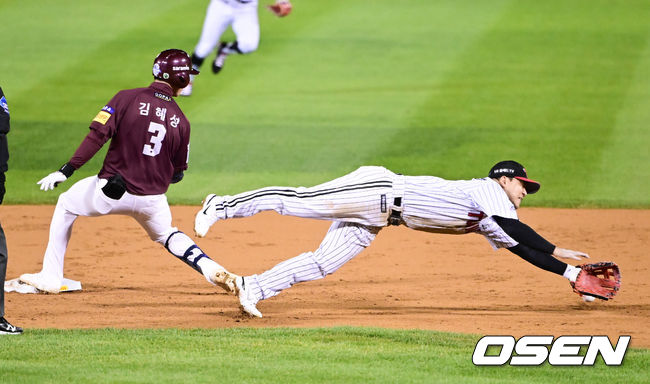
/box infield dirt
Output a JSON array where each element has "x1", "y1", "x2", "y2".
[{"x1": 3, "y1": 206, "x2": 649, "y2": 347}]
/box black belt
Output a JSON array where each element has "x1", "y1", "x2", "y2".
[{"x1": 388, "y1": 197, "x2": 402, "y2": 226}]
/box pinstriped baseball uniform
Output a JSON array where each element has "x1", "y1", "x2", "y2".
[
  {"x1": 207, "y1": 166, "x2": 520, "y2": 302},
  {"x1": 212, "y1": 166, "x2": 395, "y2": 226}
]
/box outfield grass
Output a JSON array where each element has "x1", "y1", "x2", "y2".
[
  {"x1": 1, "y1": 1, "x2": 648, "y2": 382},
  {"x1": 1, "y1": 0, "x2": 648, "y2": 206},
  {"x1": 1, "y1": 328, "x2": 648, "y2": 384}
]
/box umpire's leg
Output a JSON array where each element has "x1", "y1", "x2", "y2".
[{"x1": 0, "y1": 222, "x2": 8, "y2": 316}]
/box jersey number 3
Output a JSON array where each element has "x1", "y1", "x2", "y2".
[{"x1": 142, "y1": 121, "x2": 167, "y2": 157}]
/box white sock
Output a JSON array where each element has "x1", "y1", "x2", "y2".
[
  {"x1": 563, "y1": 265, "x2": 581, "y2": 282},
  {"x1": 197, "y1": 258, "x2": 225, "y2": 285}
]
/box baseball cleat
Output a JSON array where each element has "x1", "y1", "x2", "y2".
[
  {"x1": 194, "y1": 194, "x2": 221, "y2": 237},
  {"x1": 212, "y1": 42, "x2": 228, "y2": 74},
  {"x1": 235, "y1": 276, "x2": 262, "y2": 318},
  {"x1": 212, "y1": 269, "x2": 237, "y2": 293},
  {"x1": 0, "y1": 317, "x2": 23, "y2": 335},
  {"x1": 18, "y1": 272, "x2": 61, "y2": 294}
]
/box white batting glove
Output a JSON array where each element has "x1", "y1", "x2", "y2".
[{"x1": 37, "y1": 171, "x2": 68, "y2": 191}]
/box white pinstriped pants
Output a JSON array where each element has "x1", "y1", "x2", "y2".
[
  {"x1": 215, "y1": 166, "x2": 401, "y2": 302},
  {"x1": 248, "y1": 221, "x2": 381, "y2": 302}
]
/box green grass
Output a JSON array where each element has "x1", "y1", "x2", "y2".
[
  {"x1": 1, "y1": 328, "x2": 648, "y2": 384},
  {"x1": 1, "y1": 0, "x2": 648, "y2": 206},
  {"x1": 1, "y1": 1, "x2": 648, "y2": 381}
]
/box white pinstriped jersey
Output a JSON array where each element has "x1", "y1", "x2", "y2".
[
  {"x1": 401, "y1": 176, "x2": 518, "y2": 249},
  {"x1": 210, "y1": 166, "x2": 527, "y2": 305},
  {"x1": 211, "y1": 166, "x2": 519, "y2": 250}
]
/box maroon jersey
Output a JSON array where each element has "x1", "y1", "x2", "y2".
[{"x1": 70, "y1": 82, "x2": 190, "y2": 195}]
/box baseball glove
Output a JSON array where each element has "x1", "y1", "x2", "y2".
[
  {"x1": 571, "y1": 262, "x2": 621, "y2": 300},
  {"x1": 267, "y1": 0, "x2": 292, "y2": 17}
]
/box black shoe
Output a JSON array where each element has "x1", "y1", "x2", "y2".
[
  {"x1": 0, "y1": 317, "x2": 23, "y2": 335},
  {"x1": 212, "y1": 42, "x2": 228, "y2": 74}
]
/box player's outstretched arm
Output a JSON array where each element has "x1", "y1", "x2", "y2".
[
  {"x1": 506, "y1": 243, "x2": 568, "y2": 275},
  {"x1": 493, "y1": 216, "x2": 617, "y2": 301},
  {"x1": 492, "y1": 216, "x2": 556, "y2": 253},
  {"x1": 492, "y1": 216, "x2": 589, "y2": 260},
  {"x1": 37, "y1": 127, "x2": 109, "y2": 191}
]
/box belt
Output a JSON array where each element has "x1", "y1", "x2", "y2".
[{"x1": 388, "y1": 174, "x2": 405, "y2": 226}]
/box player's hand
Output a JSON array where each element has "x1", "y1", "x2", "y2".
[
  {"x1": 37, "y1": 171, "x2": 68, "y2": 191},
  {"x1": 553, "y1": 247, "x2": 589, "y2": 261}
]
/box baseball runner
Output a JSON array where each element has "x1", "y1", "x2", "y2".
[
  {"x1": 194, "y1": 161, "x2": 620, "y2": 317},
  {"x1": 181, "y1": 0, "x2": 293, "y2": 96},
  {"x1": 0, "y1": 86, "x2": 23, "y2": 334},
  {"x1": 17, "y1": 50, "x2": 235, "y2": 296}
]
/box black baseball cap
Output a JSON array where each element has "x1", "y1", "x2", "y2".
[{"x1": 488, "y1": 160, "x2": 541, "y2": 194}]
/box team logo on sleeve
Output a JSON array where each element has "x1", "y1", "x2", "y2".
[
  {"x1": 0, "y1": 96, "x2": 9, "y2": 115},
  {"x1": 92, "y1": 105, "x2": 114, "y2": 125}
]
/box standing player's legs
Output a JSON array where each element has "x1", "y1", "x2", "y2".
[
  {"x1": 212, "y1": 2, "x2": 260, "y2": 73},
  {"x1": 232, "y1": 5, "x2": 259, "y2": 53},
  {"x1": 195, "y1": 166, "x2": 396, "y2": 237},
  {"x1": 0, "y1": 221, "x2": 22, "y2": 335},
  {"x1": 235, "y1": 221, "x2": 381, "y2": 316},
  {"x1": 192, "y1": 0, "x2": 234, "y2": 62},
  {"x1": 131, "y1": 194, "x2": 235, "y2": 292},
  {"x1": 182, "y1": 0, "x2": 234, "y2": 95},
  {"x1": 0, "y1": 223, "x2": 7, "y2": 316},
  {"x1": 20, "y1": 176, "x2": 109, "y2": 293},
  {"x1": 20, "y1": 176, "x2": 234, "y2": 293}
]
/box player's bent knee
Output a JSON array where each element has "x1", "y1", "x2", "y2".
[
  {"x1": 194, "y1": 44, "x2": 215, "y2": 60},
  {"x1": 236, "y1": 40, "x2": 258, "y2": 54},
  {"x1": 346, "y1": 224, "x2": 379, "y2": 248}
]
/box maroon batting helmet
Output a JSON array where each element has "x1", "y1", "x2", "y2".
[{"x1": 152, "y1": 49, "x2": 199, "y2": 89}]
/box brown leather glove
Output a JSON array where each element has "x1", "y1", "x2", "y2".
[
  {"x1": 571, "y1": 262, "x2": 621, "y2": 300},
  {"x1": 267, "y1": 1, "x2": 292, "y2": 17}
]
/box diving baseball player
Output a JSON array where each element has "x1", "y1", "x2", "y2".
[
  {"x1": 194, "y1": 161, "x2": 619, "y2": 318},
  {"x1": 18, "y1": 49, "x2": 235, "y2": 296},
  {"x1": 181, "y1": 0, "x2": 292, "y2": 96}
]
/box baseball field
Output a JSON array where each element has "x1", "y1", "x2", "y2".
[{"x1": 1, "y1": 0, "x2": 649, "y2": 382}]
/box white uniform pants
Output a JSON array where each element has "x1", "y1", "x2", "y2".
[
  {"x1": 247, "y1": 221, "x2": 381, "y2": 302},
  {"x1": 214, "y1": 166, "x2": 400, "y2": 227},
  {"x1": 194, "y1": 0, "x2": 260, "y2": 57},
  {"x1": 39, "y1": 176, "x2": 222, "y2": 287},
  {"x1": 213, "y1": 166, "x2": 401, "y2": 302}
]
